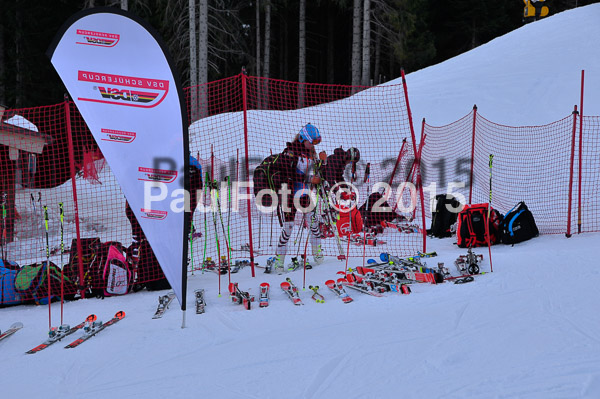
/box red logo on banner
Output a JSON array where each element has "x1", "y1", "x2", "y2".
[
  {"x1": 138, "y1": 167, "x2": 178, "y2": 183},
  {"x1": 76, "y1": 29, "x2": 120, "y2": 47},
  {"x1": 140, "y1": 209, "x2": 168, "y2": 220},
  {"x1": 100, "y1": 128, "x2": 136, "y2": 143},
  {"x1": 77, "y1": 71, "x2": 169, "y2": 108}
]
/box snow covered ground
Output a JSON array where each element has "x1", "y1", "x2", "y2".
[{"x1": 3, "y1": 5, "x2": 600, "y2": 399}]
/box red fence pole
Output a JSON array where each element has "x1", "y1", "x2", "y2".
[
  {"x1": 578, "y1": 70, "x2": 584, "y2": 234},
  {"x1": 64, "y1": 100, "x2": 85, "y2": 298},
  {"x1": 566, "y1": 105, "x2": 578, "y2": 238},
  {"x1": 468, "y1": 105, "x2": 478, "y2": 204},
  {"x1": 388, "y1": 139, "x2": 407, "y2": 188},
  {"x1": 241, "y1": 71, "x2": 256, "y2": 277},
  {"x1": 400, "y1": 69, "x2": 425, "y2": 252}
]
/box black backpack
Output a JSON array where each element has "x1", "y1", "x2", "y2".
[
  {"x1": 429, "y1": 194, "x2": 462, "y2": 238},
  {"x1": 501, "y1": 202, "x2": 539, "y2": 244},
  {"x1": 358, "y1": 192, "x2": 397, "y2": 227}
]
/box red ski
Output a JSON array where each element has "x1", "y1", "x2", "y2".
[
  {"x1": 27, "y1": 314, "x2": 96, "y2": 354},
  {"x1": 65, "y1": 311, "x2": 125, "y2": 349},
  {"x1": 259, "y1": 283, "x2": 270, "y2": 308},
  {"x1": 325, "y1": 280, "x2": 353, "y2": 303}
]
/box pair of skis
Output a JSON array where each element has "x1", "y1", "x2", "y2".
[
  {"x1": 26, "y1": 311, "x2": 125, "y2": 353},
  {"x1": 153, "y1": 292, "x2": 176, "y2": 319},
  {"x1": 280, "y1": 278, "x2": 326, "y2": 305},
  {"x1": 152, "y1": 290, "x2": 206, "y2": 318},
  {"x1": 350, "y1": 267, "x2": 413, "y2": 294},
  {"x1": 229, "y1": 282, "x2": 254, "y2": 310},
  {"x1": 341, "y1": 233, "x2": 386, "y2": 247},
  {"x1": 0, "y1": 322, "x2": 24, "y2": 342}
]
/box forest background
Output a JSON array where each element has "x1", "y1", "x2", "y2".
[{"x1": 1, "y1": 0, "x2": 597, "y2": 108}]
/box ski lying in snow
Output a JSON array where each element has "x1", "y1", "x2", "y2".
[
  {"x1": 381, "y1": 220, "x2": 421, "y2": 234},
  {"x1": 26, "y1": 315, "x2": 96, "y2": 354},
  {"x1": 445, "y1": 272, "x2": 485, "y2": 284},
  {"x1": 281, "y1": 278, "x2": 303, "y2": 305},
  {"x1": 65, "y1": 311, "x2": 125, "y2": 349},
  {"x1": 195, "y1": 289, "x2": 206, "y2": 314},
  {"x1": 341, "y1": 234, "x2": 386, "y2": 247},
  {"x1": 229, "y1": 283, "x2": 254, "y2": 310},
  {"x1": 308, "y1": 285, "x2": 325, "y2": 303},
  {"x1": 0, "y1": 322, "x2": 24, "y2": 342},
  {"x1": 259, "y1": 283, "x2": 270, "y2": 307},
  {"x1": 338, "y1": 276, "x2": 385, "y2": 297},
  {"x1": 325, "y1": 280, "x2": 353, "y2": 303},
  {"x1": 351, "y1": 267, "x2": 412, "y2": 294},
  {"x1": 153, "y1": 292, "x2": 176, "y2": 319}
]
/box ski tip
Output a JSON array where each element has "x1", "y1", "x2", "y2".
[
  {"x1": 10, "y1": 322, "x2": 24, "y2": 329},
  {"x1": 280, "y1": 281, "x2": 291, "y2": 289},
  {"x1": 380, "y1": 253, "x2": 389, "y2": 262},
  {"x1": 86, "y1": 314, "x2": 97, "y2": 322},
  {"x1": 260, "y1": 282, "x2": 270, "y2": 288},
  {"x1": 115, "y1": 311, "x2": 126, "y2": 319}
]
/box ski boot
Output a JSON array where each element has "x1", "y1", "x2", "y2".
[
  {"x1": 301, "y1": 254, "x2": 312, "y2": 269},
  {"x1": 437, "y1": 262, "x2": 450, "y2": 277},
  {"x1": 288, "y1": 257, "x2": 301, "y2": 272},
  {"x1": 203, "y1": 257, "x2": 216, "y2": 271},
  {"x1": 273, "y1": 254, "x2": 286, "y2": 275},
  {"x1": 312, "y1": 243, "x2": 324, "y2": 265}
]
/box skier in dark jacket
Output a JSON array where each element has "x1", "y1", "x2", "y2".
[
  {"x1": 322, "y1": 147, "x2": 360, "y2": 193},
  {"x1": 266, "y1": 123, "x2": 325, "y2": 272}
]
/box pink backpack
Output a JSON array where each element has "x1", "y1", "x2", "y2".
[{"x1": 102, "y1": 244, "x2": 132, "y2": 296}]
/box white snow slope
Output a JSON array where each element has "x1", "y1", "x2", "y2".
[{"x1": 3, "y1": 5, "x2": 600, "y2": 399}]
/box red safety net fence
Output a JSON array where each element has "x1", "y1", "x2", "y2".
[
  {"x1": 0, "y1": 73, "x2": 423, "y2": 301},
  {"x1": 185, "y1": 73, "x2": 424, "y2": 272},
  {"x1": 420, "y1": 106, "x2": 600, "y2": 235}
]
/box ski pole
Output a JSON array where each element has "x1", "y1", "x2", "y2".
[
  {"x1": 43, "y1": 205, "x2": 51, "y2": 330},
  {"x1": 487, "y1": 154, "x2": 494, "y2": 273},
  {"x1": 59, "y1": 203, "x2": 64, "y2": 325}
]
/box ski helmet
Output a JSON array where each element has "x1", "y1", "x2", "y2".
[
  {"x1": 346, "y1": 147, "x2": 360, "y2": 163},
  {"x1": 298, "y1": 123, "x2": 321, "y2": 144},
  {"x1": 189, "y1": 154, "x2": 202, "y2": 171}
]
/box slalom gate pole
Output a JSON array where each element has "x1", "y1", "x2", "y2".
[
  {"x1": 227, "y1": 175, "x2": 232, "y2": 257},
  {"x1": 344, "y1": 162, "x2": 359, "y2": 274},
  {"x1": 189, "y1": 220, "x2": 194, "y2": 275},
  {"x1": 215, "y1": 180, "x2": 232, "y2": 285},
  {"x1": 362, "y1": 163, "x2": 371, "y2": 269},
  {"x1": 202, "y1": 177, "x2": 208, "y2": 273},
  {"x1": 302, "y1": 222, "x2": 310, "y2": 290},
  {"x1": 487, "y1": 154, "x2": 494, "y2": 273},
  {"x1": 1, "y1": 192, "x2": 6, "y2": 260},
  {"x1": 344, "y1": 230, "x2": 351, "y2": 275},
  {"x1": 59, "y1": 203, "x2": 64, "y2": 325},
  {"x1": 43, "y1": 205, "x2": 51, "y2": 330},
  {"x1": 209, "y1": 173, "x2": 222, "y2": 297}
]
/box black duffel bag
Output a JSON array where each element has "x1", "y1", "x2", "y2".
[{"x1": 501, "y1": 202, "x2": 539, "y2": 244}]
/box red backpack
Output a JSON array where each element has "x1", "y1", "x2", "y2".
[{"x1": 456, "y1": 203, "x2": 502, "y2": 248}]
